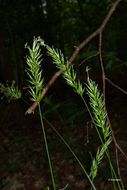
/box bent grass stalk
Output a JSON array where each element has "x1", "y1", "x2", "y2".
[
  {"x1": 47, "y1": 46, "x2": 122, "y2": 189},
  {"x1": 80, "y1": 83, "x2": 120, "y2": 190},
  {"x1": 81, "y1": 92, "x2": 118, "y2": 189},
  {"x1": 44, "y1": 118, "x2": 96, "y2": 190},
  {"x1": 22, "y1": 97, "x2": 97, "y2": 190},
  {"x1": 86, "y1": 75, "x2": 122, "y2": 190},
  {"x1": 23, "y1": 97, "x2": 96, "y2": 190}
]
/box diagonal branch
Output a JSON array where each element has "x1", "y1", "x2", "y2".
[
  {"x1": 25, "y1": 0, "x2": 123, "y2": 114},
  {"x1": 98, "y1": 15, "x2": 125, "y2": 188},
  {"x1": 106, "y1": 77, "x2": 127, "y2": 95}
]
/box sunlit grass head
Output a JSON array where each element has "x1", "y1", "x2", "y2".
[
  {"x1": 47, "y1": 46, "x2": 84, "y2": 96},
  {"x1": 25, "y1": 37, "x2": 45, "y2": 102}
]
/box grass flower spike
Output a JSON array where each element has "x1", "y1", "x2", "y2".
[
  {"x1": 89, "y1": 137, "x2": 111, "y2": 181},
  {"x1": 86, "y1": 77, "x2": 111, "y2": 140},
  {"x1": 86, "y1": 76, "x2": 112, "y2": 181},
  {"x1": 25, "y1": 37, "x2": 44, "y2": 102},
  {"x1": 0, "y1": 81, "x2": 21, "y2": 101},
  {"x1": 25, "y1": 37, "x2": 56, "y2": 190},
  {"x1": 47, "y1": 46, "x2": 84, "y2": 96}
]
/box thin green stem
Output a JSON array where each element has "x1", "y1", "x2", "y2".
[
  {"x1": 81, "y1": 96, "x2": 103, "y2": 142},
  {"x1": 44, "y1": 118, "x2": 96, "y2": 190},
  {"x1": 81, "y1": 96, "x2": 121, "y2": 190},
  {"x1": 38, "y1": 103, "x2": 56, "y2": 190},
  {"x1": 23, "y1": 98, "x2": 121, "y2": 189}
]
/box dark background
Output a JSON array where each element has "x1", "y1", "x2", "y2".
[
  {"x1": 0, "y1": 0, "x2": 127, "y2": 189},
  {"x1": 0, "y1": 0, "x2": 127, "y2": 84}
]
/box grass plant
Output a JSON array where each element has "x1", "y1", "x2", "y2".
[
  {"x1": 47, "y1": 44, "x2": 122, "y2": 189},
  {"x1": 1, "y1": 37, "x2": 123, "y2": 189},
  {"x1": 25, "y1": 37, "x2": 56, "y2": 190},
  {"x1": 0, "y1": 81, "x2": 21, "y2": 101}
]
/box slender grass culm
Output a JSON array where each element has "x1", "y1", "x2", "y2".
[
  {"x1": 47, "y1": 45, "x2": 122, "y2": 189},
  {"x1": 25, "y1": 37, "x2": 56, "y2": 190},
  {"x1": 46, "y1": 46, "x2": 98, "y2": 189},
  {"x1": 86, "y1": 75, "x2": 123, "y2": 190},
  {"x1": 86, "y1": 76, "x2": 112, "y2": 178}
]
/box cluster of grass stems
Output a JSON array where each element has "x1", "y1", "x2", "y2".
[{"x1": 0, "y1": 37, "x2": 123, "y2": 190}]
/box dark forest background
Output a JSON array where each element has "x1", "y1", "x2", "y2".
[
  {"x1": 0, "y1": 1, "x2": 127, "y2": 190},
  {"x1": 0, "y1": 0, "x2": 127, "y2": 85}
]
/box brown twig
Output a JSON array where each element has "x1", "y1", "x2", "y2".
[
  {"x1": 97, "y1": 2, "x2": 125, "y2": 187},
  {"x1": 111, "y1": 125, "x2": 127, "y2": 189},
  {"x1": 98, "y1": 32, "x2": 106, "y2": 100},
  {"x1": 98, "y1": 23, "x2": 123, "y2": 188},
  {"x1": 106, "y1": 77, "x2": 127, "y2": 95},
  {"x1": 25, "y1": 0, "x2": 123, "y2": 114},
  {"x1": 115, "y1": 143, "x2": 125, "y2": 190}
]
